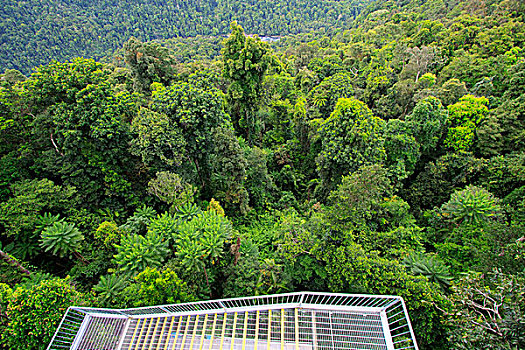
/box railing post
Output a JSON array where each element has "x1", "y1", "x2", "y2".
[
  {"x1": 46, "y1": 307, "x2": 73, "y2": 350},
  {"x1": 70, "y1": 315, "x2": 91, "y2": 350},
  {"x1": 380, "y1": 311, "x2": 395, "y2": 350}
]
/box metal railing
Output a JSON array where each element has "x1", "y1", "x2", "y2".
[{"x1": 47, "y1": 292, "x2": 418, "y2": 350}]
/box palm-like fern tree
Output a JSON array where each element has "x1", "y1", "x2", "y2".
[
  {"x1": 113, "y1": 232, "x2": 169, "y2": 276},
  {"x1": 119, "y1": 205, "x2": 157, "y2": 234},
  {"x1": 173, "y1": 210, "x2": 234, "y2": 296},
  {"x1": 442, "y1": 185, "x2": 501, "y2": 225},
  {"x1": 93, "y1": 274, "x2": 128, "y2": 307},
  {"x1": 403, "y1": 253, "x2": 452, "y2": 290},
  {"x1": 40, "y1": 222, "x2": 84, "y2": 259},
  {"x1": 173, "y1": 203, "x2": 202, "y2": 222}
]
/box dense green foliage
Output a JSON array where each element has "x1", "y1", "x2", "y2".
[
  {"x1": 1, "y1": 0, "x2": 525, "y2": 349},
  {"x1": 0, "y1": 0, "x2": 370, "y2": 74},
  {"x1": 2, "y1": 277, "x2": 89, "y2": 350}
]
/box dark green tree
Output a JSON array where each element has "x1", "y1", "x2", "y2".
[
  {"x1": 308, "y1": 72, "x2": 354, "y2": 118},
  {"x1": 124, "y1": 37, "x2": 177, "y2": 94},
  {"x1": 209, "y1": 127, "x2": 249, "y2": 215},
  {"x1": 222, "y1": 21, "x2": 273, "y2": 142},
  {"x1": 405, "y1": 96, "x2": 448, "y2": 160},
  {"x1": 130, "y1": 108, "x2": 186, "y2": 170},
  {"x1": 150, "y1": 82, "x2": 232, "y2": 192},
  {"x1": 24, "y1": 59, "x2": 141, "y2": 209},
  {"x1": 316, "y1": 98, "x2": 386, "y2": 195},
  {"x1": 497, "y1": 59, "x2": 525, "y2": 152},
  {"x1": 0, "y1": 179, "x2": 76, "y2": 260},
  {"x1": 383, "y1": 119, "x2": 421, "y2": 182}
]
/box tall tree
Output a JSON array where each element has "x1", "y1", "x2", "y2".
[
  {"x1": 222, "y1": 22, "x2": 273, "y2": 143},
  {"x1": 444, "y1": 95, "x2": 490, "y2": 152},
  {"x1": 316, "y1": 98, "x2": 386, "y2": 195},
  {"x1": 22, "y1": 59, "x2": 140, "y2": 209},
  {"x1": 497, "y1": 59, "x2": 525, "y2": 152},
  {"x1": 124, "y1": 37, "x2": 177, "y2": 94},
  {"x1": 147, "y1": 81, "x2": 233, "y2": 194},
  {"x1": 405, "y1": 96, "x2": 448, "y2": 160}
]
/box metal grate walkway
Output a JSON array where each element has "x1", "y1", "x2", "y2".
[{"x1": 47, "y1": 292, "x2": 419, "y2": 350}]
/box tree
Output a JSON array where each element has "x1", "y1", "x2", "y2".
[
  {"x1": 375, "y1": 79, "x2": 416, "y2": 119},
  {"x1": 124, "y1": 37, "x2": 177, "y2": 94},
  {"x1": 403, "y1": 46, "x2": 442, "y2": 82},
  {"x1": 121, "y1": 267, "x2": 195, "y2": 307},
  {"x1": 479, "y1": 152, "x2": 525, "y2": 200},
  {"x1": 403, "y1": 253, "x2": 452, "y2": 291},
  {"x1": 0, "y1": 70, "x2": 26, "y2": 84},
  {"x1": 316, "y1": 98, "x2": 386, "y2": 195},
  {"x1": 2, "y1": 277, "x2": 88, "y2": 350},
  {"x1": 496, "y1": 59, "x2": 525, "y2": 152},
  {"x1": 92, "y1": 274, "x2": 128, "y2": 307},
  {"x1": 441, "y1": 185, "x2": 502, "y2": 225},
  {"x1": 444, "y1": 95, "x2": 490, "y2": 152},
  {"x1": 308, "y1": 54, "x2": 344, "y2": 81},
  {"x1": 308, "y1": 72, "x2": 354, "y2": 118},
  {"x1": 445, "y1": 270, "x2": 525, "y2": 350},
  {"x1": 147, "y1": 171, "x2": 196, "y2": 211},
  {"x1": 0, "y1": 283, "x2": 12, "y2": 347},
  {"x1": 327, "y1": 165, "x2": 392, "y2": 231},
  {"x1": 404, "y1": 152, "x2": 484, "y2": 212},
  {"x1": 222, "y1": 239, "x2": 260, "y2": 298},
  {"x1": 150, "y1": 81, "x2": 232, "y2": 191},
  {"x1": 433, "y1": 220, "x2": 524, "y2": 276},
  {"x1": 40, "y1": 222, "x2": 84, "y2": 259},
  {"x1": 147, "y1": 212, "x2": 178, "y2": 243},
  {"x1": 0, "y1": 179, "x2": 76, "y2": 260},
  {"x1": 405, "y1": 96, "x2": 448, "y2": 159},
  {"x1": 244, "y1": 146, "x2": 278, "y2": 211},
  {"x1": 318, "y1": 242, "x2": 448, "y2": 350},
  {"x1": 172, "y1": 210, "x2": 234, "y2": 297},
  {"x1": 23, "y1": 58, "x2": 108, "y2": 109},
  {"x1": 0, "y1": 251, "x2": 30, "y2": 285},
  {"x1": 438, "y1": 78, "x2": 467, "y2": 106},
  {"x1": 25, "y1": 59, "x2": 140, "y2": 209},
  {"x1": 113, "y1": 231, "x2": 169, "y2": 276},
  {"x1": 383, "y1": 119, "x2": 421, "y2": 182},
  {"x1": 222, "y1": 21, "x2": 273, "y2": 142},
  {"x1": 119, "y1": 205, "x2": 157, "y2": 235},
  {"x1": 209, "y1": 127, "x2": 249, "y2": 215},
  {"x1": 256, "y1": 258, "x2": 287, "y2": 295},
  {"x1": 327, "y1": 165, "x2": 423, "y2": 257},
  {"x1": 130, "y1": 108, "x2": 186, "y2": 170}
]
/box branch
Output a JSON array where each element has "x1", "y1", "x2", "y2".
[
  {"x1": 50, "y1": 133, "x2": 64, "y2": 157},
  {"x1": 73, "y1": 251, "x2": 89, "y2": 265},
  {"x1": 0, "y1": 250, "x2": 31, "y2": 275},
  {"x1": 470, "y1": 319, "x2": 504, "y2": 338}
]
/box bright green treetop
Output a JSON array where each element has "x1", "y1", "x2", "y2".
[{"x1": 316, "y1": 97, "x2": 386, "y2": 194}]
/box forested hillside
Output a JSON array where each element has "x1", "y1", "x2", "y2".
[
  {"x1": 0, "y1": 0, "x2": 368, "y2": 74},
  {"x1": 1, "y1": 0, "x2": 525, "y2": 349}
]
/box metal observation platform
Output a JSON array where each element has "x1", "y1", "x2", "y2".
[{"x1": 47, "y1": 292, "x2": 419, "y2": 350}]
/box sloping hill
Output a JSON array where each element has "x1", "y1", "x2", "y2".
[{"x1": 0, "y1": 0, "x2": 371, "y2": 74}]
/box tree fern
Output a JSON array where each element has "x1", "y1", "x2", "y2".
[{"x1": 40, "y1": 222, "x2": 84, "y2": 258}]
